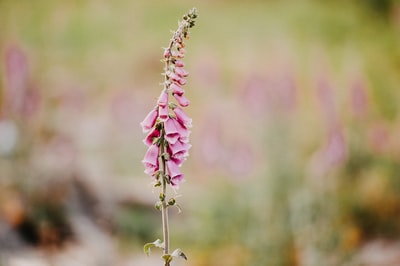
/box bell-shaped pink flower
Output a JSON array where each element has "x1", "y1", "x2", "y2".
[
  {"x1": 173, "y1": 93, "x2": 190, "y2": 107},
  {"x1": 143, "y1": 128, "x2": 160, "y2": 146},
  {"x1": 159, "y1": 104, "x2": 169, "y2": 121},
  {"x1": 173, "y1": 107, "x2": 192, "y2": 128},
  {"x1": 140, "y1": 108, "x2": 158, "y2": 133},
  {"x1": 172, "y1": 117, "x2": 190, "y2": 141},
  {"x1": 174, "y1": 60, "x2": 185, "y2": 67},
  {"x1": 142, "y1": 144, "x2": 160, "y2": 176},
  {"x1": 168, "y1": 72, "x2": 187, "y2": 86},
  {"x1": 157, "y1": 90, "x2": 168, "y2": 107},
  {"x1": 169, "y1": 139, "x2": 191, "y2": 158},
  {"x1": 166, "y1": 159, "x2": 184, "y2": 187},
  {"x1": 163, "y1": 48, "x2": 171, "y2": 58},
  {"x1": 171, "y1": 50, "x2": 184, "y2": 58},
  {"x1": 175, "y1": 67, "x2": 188, "y2": 77},
  {"x1": 170, "y1": 83, "x2": 184, "y2": 95},
  {"x1": 164, "y1": 117, "x2": 180, "y2": 144}
]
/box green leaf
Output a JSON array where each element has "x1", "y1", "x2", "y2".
[
  {"x1": 171, "y1": 248, "x2": 188, "y2": 260},
  {"x1": 162, "y1": 254, "x2": 173, "y2": 263},
  {"x1": 143, "y1": 239, "x2": 164, "y2": 256}
]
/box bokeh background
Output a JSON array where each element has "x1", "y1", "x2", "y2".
[{"x1": 1, "y1": 0, "x2": 400, "y2": 265}]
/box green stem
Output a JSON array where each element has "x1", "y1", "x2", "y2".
[{"x1": 160, "y1": 132, "x2": 170, "y2": 265}]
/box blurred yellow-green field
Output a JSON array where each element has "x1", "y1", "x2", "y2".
[{"x1": 1, "y1": 0, "x2": 400, "y2": 265}]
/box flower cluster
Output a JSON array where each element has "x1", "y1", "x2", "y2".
[{"x1": 141, "y1": 8, "x2": 197, "y2": 189}]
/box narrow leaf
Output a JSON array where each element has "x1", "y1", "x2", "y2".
[
  {"x1": 171, "y1": 248, "x2": 188, "y2": 260},
  {"x1": 143, "y1": 239, "x2": 164, "y2": 256}
]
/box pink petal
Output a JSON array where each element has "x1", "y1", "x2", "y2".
[
  {"x1": 168, "y1": 139, "x2": 191, "y2": 158},
  {"x1": 170, "y1": 155, "x2": 186, "y2": 167},
  {"x1": 164, "y1": 118, "x2": 180, "y2": 144},
  {"x1": 166, "y1": 159, "x2": 184, "y2": 187},
  {"x1": 174, "y1": 60, "x2": 185, "y2": 67},
  {"x1": 142, "y1": 144, "x2": 160, "y2": 176},
  {"x1": 175, "y1": 67, "x2": 188, "y2": 77},
  {"x1": 170, "y1": 83, "x2": 184, "y2": 96},
  {"x1": 172, "y1": 118, "x2": 190, "y2": 140},
  {"x1": 173, "y1": 107, "x2": 192, "y2": 128},
  {"x1": 159, "y1": 104, "x2": 169, "y2": 121},
  {"x1": 157, "y1": 90, "x2": 168, "y2": 107},
  {"x1": 173, "y1": 93, "x2": 190, "y2": 107},
  {"x1": 163, "y1": 48, "x2": 171, "y2": 58},
  {"x1": 143, "y1": 128, "x2": 160, "y2": 146},
  {"x1": 140, "y1": 108, "x2": 158, "y2": 133},
  {"x1": 168, "y1": 72, "x2": 186, "y2": 85},
  {"x1": 171, "y1": 50, "x2": 184, "y2": 58}
]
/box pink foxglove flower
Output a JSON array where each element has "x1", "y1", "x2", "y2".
[
  {"x1": 141, "y1": 8, "x2": 197, "y2": 264},
  {"x1": 175, "y1": 67, "x2": 189, "y2": 77},
  {"x1": 173, "y1": 107, "x2": 192, "y2": 128},
  {"x1": 143, "y1": 128, "x2": 160, "y2": 146},
  {"x1": 170, "y1": 83, "x2": 184, "y2": 95},
  {"x1": 142, "y1": 144, "x2": 160, "y2": 176},
  {"x1": 140, "y1": 108, "x2": 158, "y2": 132},
  {"x1": 169, "y1": 140, "x2": 191, "y2": 159},
  {"x1": 158, "y1": 104, "x2": 169, "y2": 121},
  {"x1": 164, "y1": 117, "x2": 181, "y2": 144},
  {"x1": 173, "y1": 93, "x2": 190, "y2": 107},
  {"x1": 174, "y1": 60, "x2": 185, "y2": 67},
  {"x1": 166, "y1": 159, "x2": 184, "y2": 187},
  {"x1": 157, "y1": 90, "x2": 168, "y2": 107}
]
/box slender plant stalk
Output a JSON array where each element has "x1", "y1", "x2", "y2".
[
  {"x1": 141, "y1": 8, "x2": 197, "y2": 265},
  {"x1": 160, "y1": 137, "x2": 170, "y2": 260}
]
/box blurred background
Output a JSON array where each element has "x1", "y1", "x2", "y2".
[{"x1": 1, "y1": 0, "x2": 400, "y2": 265}]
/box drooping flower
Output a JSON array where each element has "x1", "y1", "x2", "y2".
[
  {"x1": 166, "y1": 159, "x2": 184, "y2": 187},
  {"x1": 169, "y1": 139, "x2": 191, "y2": 159},
  {"x1": 170, "y1": 83, "x2": 184, "y2": 95},
  {"x1": 175, "y1": 67, "x2": 189, "y2": 78},
  {"x1": 164, "y1": 117, "x2": 180, "y2": 144},
  {"x1": 142, "y1": 144, "x2": 160, "y2": 176},
  {"x1": 173, "y1": 107, "x2": 192, "y2": 128},
  {"x1": 157, "y1": 90, "x2": 168, "y2": 107},
  {"x1": 140, "y1": 108, "x2": 158, "y2": 133},
  {"x1": 173, "y1": 93, "x2": 190, "y2": 107},
  {"x1": 143, "y1": 127, "x2": 161, "y2": 146},
  {"x1": 174, "y1": 60, "x2": 185, "y2": 67},
  {"x1": 158, "y1": 104, "x2": 169, "y2": 121}
]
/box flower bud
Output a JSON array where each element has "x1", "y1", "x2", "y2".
[
  {"x1": 155, "y1": 201, "x2": 162, "y2": 210},
  {"x1": 163, "y1": 48, "x2": 171, "y2": 58},
  {"x1": 168, "y1": 198, "x2": 176, "y2": 206}
]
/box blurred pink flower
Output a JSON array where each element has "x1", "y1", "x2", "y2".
[
  {"x1": 142, "y1": 144, "x2": 160, "y2": 176},
  {"x1": 351, "y1": 78, "x2": 369, "y2": 118},
  {"x1": 140, "y1": 108, "x2": 158, "y2": 132}
]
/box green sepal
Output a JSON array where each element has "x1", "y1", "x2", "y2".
[
  {"x1": 143, "y1": 239, "x2": 164, "y2": 256},
  {"x1": 171, "y1": 248, "x2": 187, "y2": 260},
  {"x1": 155, "y1": 201, "x2": 162, "y2": 211}
]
